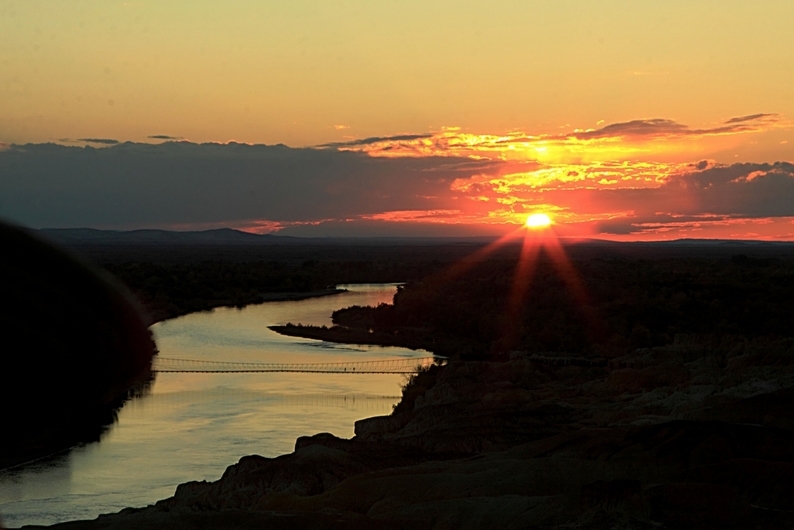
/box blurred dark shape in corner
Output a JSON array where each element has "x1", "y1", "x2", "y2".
[{"x1": 0, "y1": 220, "x2": 156, "y2": 470}]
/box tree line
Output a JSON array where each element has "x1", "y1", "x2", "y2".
[{"x1": 332, "y1": 254, "x2": 794, "y2": 359}]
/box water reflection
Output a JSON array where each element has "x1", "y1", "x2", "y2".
[
  {"x1": 134, "y1": 389, "x2": 399, "y2": 411},
  {"x1": 0, "y1": 454, "x2": 74, "y2": 502},
  {"x1": 0, "y1": 284, "x2": 424, "y2": 527}
]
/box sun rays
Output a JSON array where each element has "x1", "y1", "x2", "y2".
[{"x1": 431, "y1": 217, "x2": 597, "y2": 352}]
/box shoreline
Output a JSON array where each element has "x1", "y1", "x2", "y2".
[
  {"x1": 267, "y1": 323, "x2": 430, "y2": 351},
  {"x1": 146, "y1": 288, "x2": 347, "y2": 326},
  {"x1": 267, "y1": 323, "x2": 477, "y2": 359}
]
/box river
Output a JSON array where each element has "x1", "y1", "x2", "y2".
[{"x1": 0, "y1": 284, "x2": 427, "y2": 528}]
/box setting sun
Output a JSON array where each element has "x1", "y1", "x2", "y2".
[{"x1": 526, "y1": 213, "x2": 552, "y2": 228}]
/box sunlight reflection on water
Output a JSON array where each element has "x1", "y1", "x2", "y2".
[{"x1": 0, "y1": 284, "x2": 425, "y2": 527}]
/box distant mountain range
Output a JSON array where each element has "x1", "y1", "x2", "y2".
[
  {"x1": 36, "y1": 227, "x2": 500, "y2": 246},
  {"x1": 36, "y1": 227, "x2": 794, "y2": 248},
  {"x1": 39, "y1": 227, "x2": 283, "y2": 245}
]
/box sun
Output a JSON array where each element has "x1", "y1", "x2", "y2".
[{"x1": 525, "y1": 213, "x2": 552, "y2": 228}]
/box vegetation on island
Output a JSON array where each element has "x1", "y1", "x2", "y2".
[
  {"x1": 271, "y1": 249, "x2": 794, "y2": 429},
  {"x1": 287, "y1": 253, "x2": 794, "y2": 360}
]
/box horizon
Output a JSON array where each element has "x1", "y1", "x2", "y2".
[
  {"x1": 1, "y1": 2, "x2": 793, "y2": 240},
  {"x1": 35, "y1": 224, "x2": 794, "y2": 246}
]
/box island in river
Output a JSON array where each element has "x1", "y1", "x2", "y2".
[{"x1": 17, "y1": 231, "x2": 794, "y2": 529}]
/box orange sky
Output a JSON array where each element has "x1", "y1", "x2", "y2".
[
  {"x1": 1, "y1": 1, "x2": 793, "y2": 239},
  {"x1": 307, "y1": 114, "x2": 794, "y2": 240}
]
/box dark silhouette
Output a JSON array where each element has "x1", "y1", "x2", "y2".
[
  {"x1": 277, "y1": 250, "x2": 794, "y2": 361},
  {"x1": 15, "y1": 232, "x2": 794, "y2": 529},
  {"x1": 0, "y1": 222, "x2": 156, "y2": 470}
]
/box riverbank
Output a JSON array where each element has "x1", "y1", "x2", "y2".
[
  {"x1": 268, "y1": 322, "x2": 432, "y2": 351},
  {"x1": 268, "y1": 318, "x2": 476, "y2": 358},
  {"x1": 144, "y1": 288, "x2": 348, "y2": 326},
  {"x1": 29, "y1": 335, "x2": 794, "y2": 529},
  {"x1": 148, "y1": 288, "x2": 347, "y2": 324}
]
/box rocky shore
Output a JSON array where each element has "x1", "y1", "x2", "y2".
[{"x1": 29, "y1": 334, "x2": 794, "y2": 529}]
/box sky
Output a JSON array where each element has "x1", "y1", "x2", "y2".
[{"x1": 1, "y1": 0, "x2": 793, "y2": 239}]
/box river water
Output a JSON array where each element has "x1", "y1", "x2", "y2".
[{"x1": 0, "y1": 284, "x2": 426, "y2": 528}]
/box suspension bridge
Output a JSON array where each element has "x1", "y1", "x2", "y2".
[{"x1": 152, "y1": 356, "x2": 442, "y2": 374}]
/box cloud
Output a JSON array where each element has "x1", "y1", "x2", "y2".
[
  {"x1": 1, "y1": 135, "x2": 792, "y2": 239},
  {"x1": 148, "y1": 135, "x2": 183, "y2": 140},
  {"x1": 443, "y1": 158, "x2": 794, "y2": 238},
  {"x1": 570, "y1": 119, "x2": 691, "y2": 139},
  {"x1": 568, "y1": 162, "x2": 794, "y2": 235},
  {"x1": 318, "y1": 133, "x2": 434, "y2": 148},
  {"x1": 724, "y1": 113, "x2": 777, "y2": 124},
  {"x1": 0, "y1": 141, "x2": 497, "y2": 231},
  {"x1": 321, "y1": 114, "x2": 783, "y2": 161},
  {"x1": 661, "y1": 162, "x2": 794, "y2": 216},
  {"x1": 361, "y1": 210, "x2": 464, "y2": 222},
  {"x1": 77, "y1": 138, "x2": 120, "y2": 145},
  {"x1": 569, "y1": 115, "x2": 778, "y2": 140}
]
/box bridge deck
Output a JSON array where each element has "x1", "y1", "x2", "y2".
[{"x1": 152, "y1": 356, "x2": 441, "y2": 374}]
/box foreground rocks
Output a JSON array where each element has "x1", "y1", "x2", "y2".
[{"x1": 33, "y1": 336, "x2": 794, "y2": 529}]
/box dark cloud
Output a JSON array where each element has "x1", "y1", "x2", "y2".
[
  {"x1": 572, "y1": 119, "x2": 690, "y2": 139},
  {"x1": 148, "y1": 135, "x2": 182, "y2": 140},
  {"x1": 277, "y1": 219, "x2": 502, "y2": 238},
  {"x1": 724, "y1": 113, "x2": 777, "y2": 124},
  {"x1": 570, "y1": 114, "x2": 775, "y2": 140},
  {"x1": 1, "y1": 140, "x2": 791, "y2": 237},
  {"x1": 0, "y1": 141, "x2": 493, "y2": 230},
  {"x1": 585, "y1": 162, "x2": 794, "y2": 234},
  {"x1": 77, "y1": 138, "x2": 120, "y2": 145},
  {"x1": 417, "y1": 158, "x2": 511, "y2": 173},
  {"x1": 669, "y1": 162, "x2": 794, "y2": 216},
  {"x1": 318, "y1": 133, "x2": 433, "y2": 148}
]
